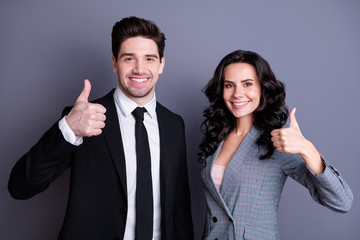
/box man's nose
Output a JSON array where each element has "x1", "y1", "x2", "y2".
[{"x1": 133, "y1": 60, "x2": 145, "y2": 74}]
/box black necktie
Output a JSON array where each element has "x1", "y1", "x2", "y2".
[{"x1": 132, "y1": 107, "x2": 153, "y2": 240}]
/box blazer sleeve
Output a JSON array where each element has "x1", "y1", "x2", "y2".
[
  {"x1": 173, "y1": 117, "x2": 194, "y2": 240},
  {"x1": 8, "y1": 107, "x2": 76, "y2": 199},
  {"x1": 278, "y1": 152, "x2": 353, "y2": 213}
]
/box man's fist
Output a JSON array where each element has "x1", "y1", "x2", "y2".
[{"x1": 65, "y1": 79, "x2": 106, "y2": 137}]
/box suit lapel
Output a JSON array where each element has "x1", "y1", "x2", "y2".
[
  {"x1": 155, "y1": 103, "x2": 171, "y2": 237},
  {"x1": 155, "y1": 103, "x2": 168, "y2": 211},
  {"x1": 99, "y1": 89, "x2": 127, "y2": 198}
]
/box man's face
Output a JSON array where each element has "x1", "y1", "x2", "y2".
[{"x1": 112, "y1": 36, "x2": 165, "y2": 106}]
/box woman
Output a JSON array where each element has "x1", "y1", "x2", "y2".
[{"x1": 199, "y1": 50, "x2": 353, "y2": 240}]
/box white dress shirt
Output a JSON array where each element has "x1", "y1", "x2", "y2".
[{"x1": 59, "y1": 87, "x2": 161, "y2": 239}]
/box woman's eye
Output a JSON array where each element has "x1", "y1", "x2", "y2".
[{"x1": 244, "y1": 82, "x2": 252, "y2": 87}]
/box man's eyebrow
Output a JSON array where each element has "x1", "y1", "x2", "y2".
[
  {"x1": 119, "y1": 53, "x2": 159, "y2": 59},
  {"x1": 119, "y1": 53, "x2": 135, "y2": 58},
  {"x1": 145, "y1": 54, "x2": 159, "y2": 59}
]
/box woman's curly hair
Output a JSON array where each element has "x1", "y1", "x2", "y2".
[{"x1": 198, "y1": 50, "x2": 288, "y2": 166}]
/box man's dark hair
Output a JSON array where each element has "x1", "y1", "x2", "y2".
[{"x1": 111, "y1": 16, "x2": 166, "y2": 62}]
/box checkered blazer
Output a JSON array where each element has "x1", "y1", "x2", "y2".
[{"x1": 201, "y1": 127, "x2": 353, "y2": 240}]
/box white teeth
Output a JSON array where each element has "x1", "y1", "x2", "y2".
[
  {"x1": 130, "y1": 78, "x2": 147, "y2": 82},
  {"x1": 233, "y1": 102, "x2": 248, "y2": 106}
]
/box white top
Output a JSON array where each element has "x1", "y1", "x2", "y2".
[
  {"x1": 58, "y1": 87, "x2": 161, "y2": 239},
  {"x1": 211, "y1": 164, "x2": 227, "y2": 192}
]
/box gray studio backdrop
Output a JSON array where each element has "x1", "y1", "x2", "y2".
[{"x1": 1, "y1": 1, "x2": 359, "y2": 239}]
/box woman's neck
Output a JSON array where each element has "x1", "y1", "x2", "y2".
[{"x1": 234, "y1": 115, "x2": 253, "y2": 136}]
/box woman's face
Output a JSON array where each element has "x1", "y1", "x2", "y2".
[{"x1": 223, "y1": 63, "x2": 261, "y2": 121}]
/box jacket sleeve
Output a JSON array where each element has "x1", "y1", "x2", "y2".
[
  {"x1": 279, "y1": 152, "x2": 353, "y2": 213},
  {"x1": 8, "y1": 107, "x2": 76, "y2": 199}
]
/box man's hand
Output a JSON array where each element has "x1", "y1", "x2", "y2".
[{"x1": 65, "y1": 79, "x2": 106, "y2": 137}]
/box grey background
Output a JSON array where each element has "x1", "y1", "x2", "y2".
[{"x1": 1, "y1": 0, "x2": 359, "y2": 239}]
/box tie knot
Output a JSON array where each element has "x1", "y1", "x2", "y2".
[{"x1": 132, "y1": 107, "x2": 147, "y2": 120}]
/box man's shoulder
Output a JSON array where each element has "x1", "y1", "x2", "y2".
[
  {"x1": 92, "y1": 88, "x2": 116, "y2": 105},
  {"x1": 156, "y1": 102, "x2": 183, "y2": 119},
  {"x1": 156, "y1": 102, "x2": 185, "y2": 129}
]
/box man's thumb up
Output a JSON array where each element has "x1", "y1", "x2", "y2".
[{"x1": 66, "y1": 79, "x2": 106, "y2": 137}]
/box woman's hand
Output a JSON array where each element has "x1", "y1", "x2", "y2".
[{"x1": 271, "y1": 108, "x2": 325, "y2": 175}]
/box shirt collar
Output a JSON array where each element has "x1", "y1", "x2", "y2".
[{"x1": 114, "y1": 87, "x2": 157, "y2": 119}]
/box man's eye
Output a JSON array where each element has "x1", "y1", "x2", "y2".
[
  {"x1": 147, "y1": 58, "x2": 155, "y2": 61},
  {"x1": 124, "y1": 57, "x2": 133, "y2": 61}
]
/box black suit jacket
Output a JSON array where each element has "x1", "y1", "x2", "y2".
[{"x1": 8, "y1": 89, "x2": 194, "y2": 240}]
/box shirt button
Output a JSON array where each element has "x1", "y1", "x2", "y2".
[{"x1": 212, "y1": 217, "x2": 217, "y2": 223}]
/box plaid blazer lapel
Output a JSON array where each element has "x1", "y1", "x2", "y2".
[
  {"x1": 220, "y1": 127, "x2": 260, "y2": 201},
  {"x1": 204, "y1": 142, "x2": 233, "y2": 215}
]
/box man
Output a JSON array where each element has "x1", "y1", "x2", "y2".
[{"x1": 8, "y1": 16, "x2": 194, "y2": 240}]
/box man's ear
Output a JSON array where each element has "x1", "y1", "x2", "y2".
[
  {"x1": 112, "y1": 56, "x2": 118, "y2": 73},
  {"x1": 159, "y1": 57, "x2": 165, "y2": 74}
]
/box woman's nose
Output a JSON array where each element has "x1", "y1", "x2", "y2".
[{"x1": 233, "y1": 86, "x2": 244, "y2": 98}]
